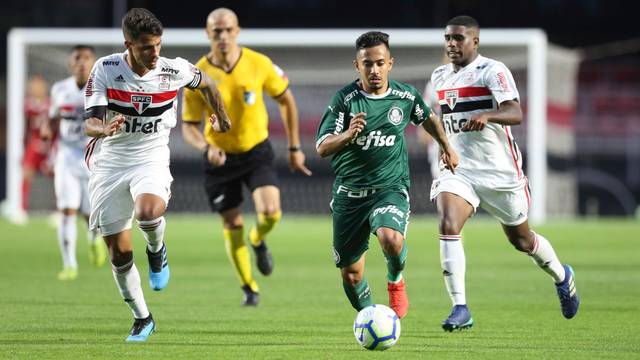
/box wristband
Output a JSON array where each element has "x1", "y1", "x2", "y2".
[{"x1": 288, "y1": 146, "x2": 301, "y2": 152}]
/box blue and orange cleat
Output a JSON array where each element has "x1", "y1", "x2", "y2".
[
  {"x1": 126, "y1": 314, "x2": 155, "y2": 342},
  {"x1": 147, "y1": 244, "x2": 170, "y2": 291},
  {"x1": 442, "y1": 304, "x2": 474, "y2": 332},
  {"x1": 555, "y1": 264, "x2": 580, "y2": 319}
]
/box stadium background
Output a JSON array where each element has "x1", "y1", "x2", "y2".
[{"x1": 1, "y1": 0, "x2": 639, "y2": 217}]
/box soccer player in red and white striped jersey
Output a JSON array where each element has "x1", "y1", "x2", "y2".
[
  {"x1": 429, "y1": 15, "x2": 580, "y2": 331},
  {"x1": 83, "y1": 8, "x2": 230, "y2": 342}
]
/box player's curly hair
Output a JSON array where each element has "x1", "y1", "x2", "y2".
[
  {"x1": 356, "y1": 31, "x2": 390, "y2": 50},
  {"x1": 122, "y1": 8, "x2": 163, "y2": 41}
]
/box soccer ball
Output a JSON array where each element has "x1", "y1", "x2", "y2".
[{"x1": 353, "y1": 304, "x2": 401, "y2": 351}]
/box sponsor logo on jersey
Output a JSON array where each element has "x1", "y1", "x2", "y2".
[
  {"x1": 391, "y1": 89, "x2": 415, "y2": 101},
  {"x1": 445, "y1": 90, "x2": 458, "y2": 109},
  {"x1": 244, "y1": 90, "x2": 256, "y2": 105},
  {"x1": 161, "y1": 67, "x2": 179, "y2": 75},
  {"x1": 114, "y1": 74, "x2": 126, "y2": 82},
  {"x1": 332, "y1": 247, "x2": 340, "y2": 264},
  {"x1": 336, "y1": 185, "x2": 377, "y2": 198},
  {"x1": 131, "y1": 95, "x2": 152, "y2": 114},
  {"x1": 372, "y1": 205, "x2": 404, "y2": 218},
  {"x1": 103, "y1": 60, "x2": 120, "y2": 66},
  {"x1": 159, "y1": 75, "x2": 170, "y2": 90},
  {"x1": 355, "y1": 130, "x2": 396, "y2": 150},
  {"x1": 414, "y1": 103, "x2": 425, "y2": 119},
  {"x1": 85, "y1": 73, "x2": 94, "y2": 96},
  {"x1": 122, "y1": 117, "x2": 162, "y2": 134},
  {"x1": 343, "y1": 89, "x2": 358, "y2": 104},
  {"x1": 387, "y1": 106, "x2": 403, "y2": 125},
  {"x1": 496, "y1": 72, "x2": 510, "y2": 91},
  {"x1": 334, "y1": 112, "x2": 345, "y2": 134}
]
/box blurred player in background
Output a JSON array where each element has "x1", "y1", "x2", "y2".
[
  {"x1": 430, "y1": 15, "x2": 580, "y2": 331},
  {"x1": 15, "y1": 75, "x2": 53, "y2": 224},
  {"x1": 182, "y1": 7, "x2": 311, "y2": 306},
  {"x1": 41, "y1": 45, "x2": 106, "y2": 281},
  {"x1": 316, "y1": 31, "x2": 456, "y2": 318},
  {"x1": 84, "y1": 8, "x2": 229, "y2": 342}
]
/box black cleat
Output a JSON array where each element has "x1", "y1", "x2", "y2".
[
  {"x1": 241, "y1": 285, "x2": 260, "y2": 307},
  {"x1": 252, "y1": 241, "x2": 274, "y2": 276}
]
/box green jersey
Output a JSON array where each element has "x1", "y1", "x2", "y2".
[{"x1": 316, "y1": 79, "x2": 431, "y2": 189}]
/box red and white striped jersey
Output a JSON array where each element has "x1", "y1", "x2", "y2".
[
  {"x1": 431, "y1": 54, "x2": 524, "y2": 187},
  {"x1": 84, "y1": 51, "x2": 201, "y2": 170}
]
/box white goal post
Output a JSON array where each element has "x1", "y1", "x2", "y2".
[{"x1": 5, "y1": 28, "x2": 547, "y2": 223}]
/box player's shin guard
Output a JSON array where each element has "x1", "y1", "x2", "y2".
[
  {"x1": 249, "y1": 211, "x2": 282, "y2": 246},
  {"x1": 383, "y1": 243, "x2": 407, "y2": 283},
  {"x1": 343, "y1": 278, "x2": 373, "y2": 311},
  {"x1": 58, "y1": 214, "x2": 78, "y2": 269},
  {"x1": 112, "y1": 259, "x2": 149, "y2": 319},
  {"x1": 223, "y1": 227, "x2": 258, "y2": 292},
  {"x1": 137, "y1": 217, "x2": 166, "y2": 253},
  {"x1": 440, "y1": 235, "x2": 466, "y2": 305},
  {"x1": 528, "y1": 231, "x2": 566, "y2": 283}
]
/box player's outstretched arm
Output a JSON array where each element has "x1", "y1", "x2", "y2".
[
  {"x1": 84, "y1": 106, "x2": 125, "y2": 138},
  {"x1": 275, "y1": 89, "x2": 311, "y2": 176},
  {"x1": 422, "y1": 112, "x2": 458, "y2": 173},
  {"x1": 195, "y1": 73, "x2": 231, "y2": 133},
  {"x1": 316, "y1": 112, "x2": 366, "y2": 158}
]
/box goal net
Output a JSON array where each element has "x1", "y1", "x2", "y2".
[{"x1": 5, "y1": 28, "x2": 577, "y2": 224}]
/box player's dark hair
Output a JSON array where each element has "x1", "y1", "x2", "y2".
[
  {"x1": 446, "y1": 15, "x2": 479, "y2": 29},
  {"x1": 71, "y1": 44, "x2": 95, "y2": 54},
  {"x1": 122, "y1": 8, "x2": 163, "y2": 41},
  {"x1": 356, "y1": 31, "x2": 390, "y2": 50}
]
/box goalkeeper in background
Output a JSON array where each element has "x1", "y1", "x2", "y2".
[{"x1": 182, "y1": 7, "x2": 311, "y2": 306}]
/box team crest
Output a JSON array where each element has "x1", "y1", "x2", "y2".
[
  {"x1": 131, "y1": 95, "x2": 152, "y2": 114},
  {"x1": 332, "y1": 247, "x2": 341, "y2": 265},
  {"x1": 159, "y1": 75, "x2": 170, "y2": 90},
  {"x1": 244, "y1": 90, "x2": 256, "y2": 105},
  {"x1": 445, "y1": 90, "x2": 458, "y2": 109},
  {"x1": 387, "y1": 106, "x2": 403, "y2": 125}
]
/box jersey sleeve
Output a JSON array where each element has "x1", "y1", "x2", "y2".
[
  {"x1": 410, "y1": 87, "x2": 432, "y2": 126},
  {"x1": 175, "y1": 57, "x2": 203, "y2": 90},
  {"x1": 484, "y1": 62, "x2": 520, "y2": 104},
  {"x1": 263, "y1": 60, "x2": 290, "y2": 98},
  {"x1": 181, "y1": 87, "x2": 205, "y2": 123},
  {"x1": 84, "y1": 62, "x2": 108, "y2": 110},
  {"x1": 315, "y1": 93, "x2": 348, "y2": 150},
  {"x1": 48, "y1": 82, "x2": 61, "y2": 119}
]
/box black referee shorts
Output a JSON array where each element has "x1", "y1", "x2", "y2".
[{"x1": 203, "y1": 139, "x2": 279, "y2": 213}]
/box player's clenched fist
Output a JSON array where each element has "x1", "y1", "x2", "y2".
[
  {"x1": 347, "y1": 112, "x2": 367, "y2": 141},
  {"x1": 103, "y1": 115, "x2": 125, "y2": 137}
]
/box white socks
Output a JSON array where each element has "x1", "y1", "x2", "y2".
[
  {"x1": 58, "y1": 214, "x2": 78, "y2": 269},
  {"x1": 137, "y1": 217, "x2": 166, "y2": 253},
  {"x1": 112, "y1": 260, "x2": 149, "y2": 319},
  {"x1": 529, "y1": 232, "x2": 566, "y2": 283},
  {"x1": 440, "y1": 235, "x2": 466, "y2": 305}
]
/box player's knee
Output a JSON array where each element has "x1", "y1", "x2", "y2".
[
  {"x1": 377, "y1": 230, "x2": 403, "y2": 254},
  {"x1": 109, "y1": 249, "x2": 133, "y2": 267},
  {"x1": 341, "y1": 269, "x2": 363, "y2": 285},
  {"x1": 135, "y1": 204, "x2": 164, "y2": 221},
  {"x1": 509, "y1": 234, "x2": 534, "y2": 253},
  {"x1": 439, "y1": 215, "x2": 463, "y2": 235}
]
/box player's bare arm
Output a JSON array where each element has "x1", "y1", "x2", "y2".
[
  {"x1": 195, "y1": 72, "x2": 231, "y2": 133},
  {"x1": 181, "y1": 121, "x2": 227, "y2": 167},
  {"x1": 275, "y1": 89, "x2": 312, "y2": 176},
  {"x1": 84, "y1": 106, "x2": 125, "y2": 137},
  {"x1": 316, "y1": 112, "x2": 366, "y2": 158},
  {"x1": 421, "y1": 111, "x2": 458, "y2": 173},
  {"x1": 462, "y1": 99, "x2": 523, "y2": 131}
]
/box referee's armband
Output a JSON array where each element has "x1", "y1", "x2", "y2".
[{"x1": 84, "y1": 105, "x2": 107, "y2": 121}]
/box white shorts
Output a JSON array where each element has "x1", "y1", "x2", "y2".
[
  {"x1": 88, "y1": 164, "x2": 173, "y2": 236},
  {"x1": 430, "y1": 170, "x2": 530, "y2": 226},
  {"x1": 53, "y1": 160, "x2": 90, "y2": 215}
]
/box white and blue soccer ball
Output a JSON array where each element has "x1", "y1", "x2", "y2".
[{"x1": 353, "y1": 304, "x2": 401, "y2": 351}]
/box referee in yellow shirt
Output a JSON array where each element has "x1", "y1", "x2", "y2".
[{"x1": 182, "y1": 7, "x2": 311, "y2": 306}]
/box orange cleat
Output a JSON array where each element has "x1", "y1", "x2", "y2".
[{"x1": 387, "y1": 278, "x2": 409, "y2": 318}]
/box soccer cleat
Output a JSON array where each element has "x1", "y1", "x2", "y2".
[
  {"x1": 241, "y1": 285, "x2": 260, "y2": 306},
  {"x1": 387, "y1": 278, "x2": 409, "y2": 318},
  {"x1": 251, "y1": 241, "x2": 274, "y2": 276},
  {"x1": 126, "y1": 314, "x2": 155, "y2": 342},
  {"x1": 442, "y1": 304, "x2": 474, "y2": 332},
  {"x1": 147, "y1": 244, "x2": 170, "y2": 291},
  {"x1": 57, "y1": 267, "x2": 78, "y2": 281},
  {"x1": 555, "y1": 264, "x2": 580, "y2": 319},
  {"x1": 88, "y1": 240, "x2": 107, "y2": 267}
]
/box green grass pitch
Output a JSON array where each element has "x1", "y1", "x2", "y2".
[{"x1": 0, "y1": 215, "x2": 639, "y2": 359}]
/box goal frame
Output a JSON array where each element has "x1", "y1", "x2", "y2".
[{"x1": 5, "y1": 28, "x2": 547, "y2": 223}]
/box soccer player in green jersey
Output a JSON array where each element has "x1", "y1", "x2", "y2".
[{"x1": 315, "y1": 31, "x2": 458, "y2": 318}]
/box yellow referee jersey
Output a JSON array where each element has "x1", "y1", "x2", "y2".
[{"x1": 182, "y1": 47, "x2": 289, "y2": 154}]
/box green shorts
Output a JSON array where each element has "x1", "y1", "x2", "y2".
[{"x1": 331, "y1": 184, "x2": 410, "y2": 268}]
